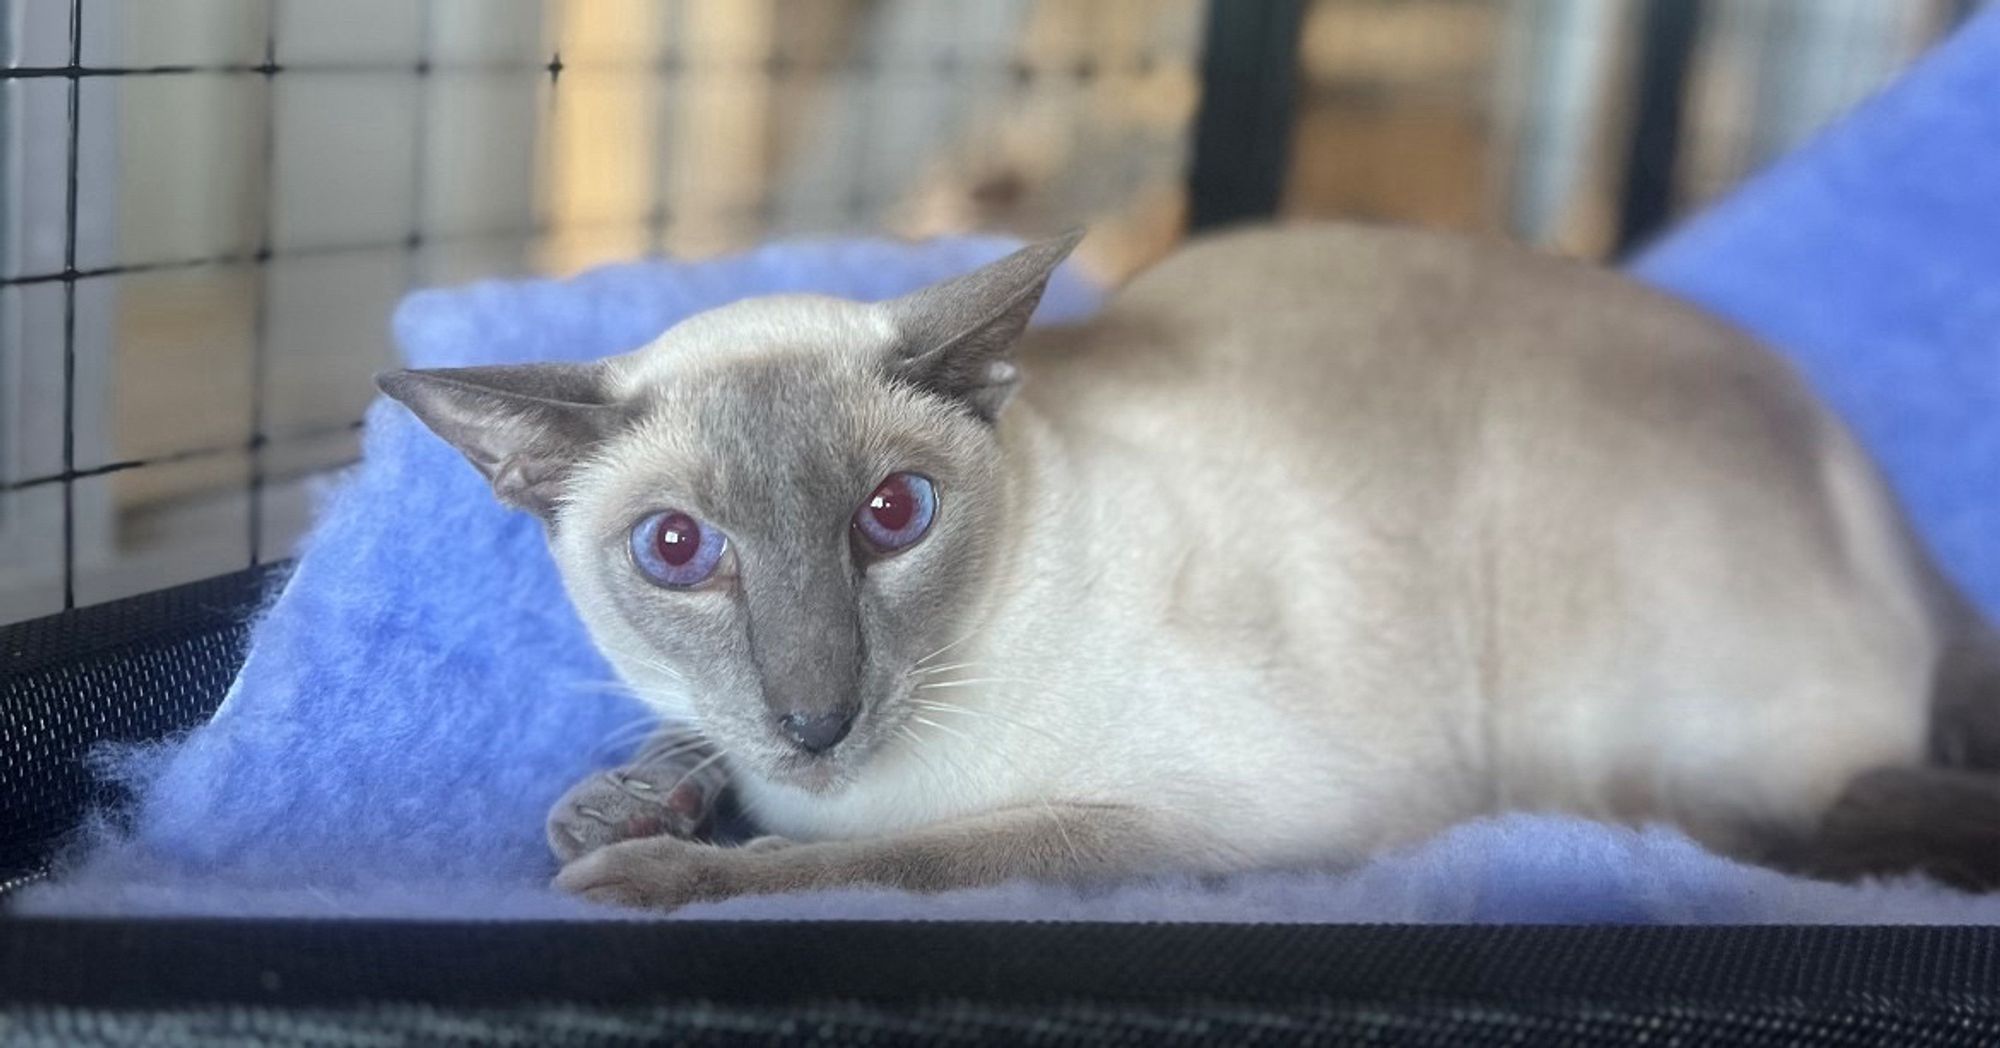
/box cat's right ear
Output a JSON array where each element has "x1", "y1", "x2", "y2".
[{"x1": 375, "y1": 363, "x2": 625, "y2": 519}]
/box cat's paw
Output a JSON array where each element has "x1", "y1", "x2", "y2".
[
  {"x1": 554, "y1": 835, "x2": 735, "y2": 911},
  {"x1": 545, "y1": 754, "x2": 725, "y2": 864}
]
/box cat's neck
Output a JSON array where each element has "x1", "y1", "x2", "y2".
[{"x1": 990, "y1": 402, "x2": 1069, "y2": 592}]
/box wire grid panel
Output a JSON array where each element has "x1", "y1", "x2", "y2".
[{"x1": 0, "y1": 0, "x2": 1209, "y2": 623}]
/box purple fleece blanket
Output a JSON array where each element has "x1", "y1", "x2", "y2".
[{"x1": 18, "y1": 11, "x2": 2000, "y2": 921}]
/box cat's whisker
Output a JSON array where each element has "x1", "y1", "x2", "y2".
[
  {"x1": 576, "y1": 663, "x2": 687, "y2": 706},
  {"x1": 903, "y1": 714, "x2": 1058, "y2": 842},
  {"x1": 593, "y1": 643, "x2": 690, "y2": 683},
  {"x1": 574, "y1": 648, "x2": 699, "y2": 710},
  {"x1": 591, "y1": 740, "x2": 659, "y2": 764},
  {"x1": 665, "y1": 750, "x2": 730, "y2": 796},
  {"x1": 906, "y1": 660, "x2": 989, "y2": 679},
  {"x1": 589, "y1": 718, "x2": 716, "y2": 765},
  {"x1": 560, "y1": 680, "x2": 648, "y2": 702},
  {"x1": 634, "y1": 726, "x2": 707, "y2": 749},
  {"x1": 624, "y1": 661, "x2": 689, "y2": 686},
  {"x1": 914, "y1": 677, "x2": 1046, "y2": 692},
  {"x1": 589, "y1": 716, "x2": 669, "y2": 754},
  {"x1": 633, "y1": 738, "x2": 714, "y2": 767},
  {"x1": 562, "y1": 677, "x2": 641, "y2": 691},
  {"x1": 910, "y1": 699, "x2": 1068, "y2": 748},
  {"x1": 593, "y1": 726, "x2": 656, "y2": 751},
  {"x1": 596, "y1": 711, "x2": 666, "y2": 734},
  {"x1": 598, "y1": 660, "x2": 680, "y2": 686},
  {"x1": 629, "y1": 728, "x2": 715, "y2": 762},
  {"x1": 913, "y1": 628, "x2": 981, "y2": 669},
  {"x1": 915, "y1": 682, "x2": 1094, "y2": 716},
  {"x1": 894, "y1": 725, "x2": 950, "y2": 788},
  {"x1": 899, "y1": 719, "x2": 1000, "y2": 796},
  {"x1": 1042, "y1": 796, "x2": 1084, "y2": 870},
  {"x1": 908, "y1": 715, "x2": 978, "y2": 747}
]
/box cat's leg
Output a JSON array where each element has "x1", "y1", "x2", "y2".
[
  {"x1": 1788, "y1": 765, "x2": 2000, "y2": 890},
  {"x1": 545, "y1": 727, "x2": 732, "y2": 864},
  {"x1": 552, "y1": 802, "x2": 1184, "y2": 910}
]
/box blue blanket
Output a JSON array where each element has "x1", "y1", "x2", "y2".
[{"x1": 20, "y1": 10, "x2": 2000, "y2": 921}]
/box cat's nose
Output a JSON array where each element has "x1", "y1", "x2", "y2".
[{"x1": 777, "y1": 709, "x2": 856, "y2": 755}]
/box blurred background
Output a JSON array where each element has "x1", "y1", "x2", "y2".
[{"x1": 0, "y1": 0, "x2": 1990, "y2": 623}]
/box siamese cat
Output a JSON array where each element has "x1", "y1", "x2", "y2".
[{"x1": 380, "y1": 225, "x2": 2000, "y2": 909}]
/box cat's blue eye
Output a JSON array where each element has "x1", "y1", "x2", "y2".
[
  {"x1": 630, "y1": 510, "x2": 729, "y2": 588},
  {"x1": 853, "y1": 472, "x2": 936, "y2": 555}
]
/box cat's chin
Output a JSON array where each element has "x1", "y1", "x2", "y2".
[
  {"x1": 759, "y1": 755, "x2": 859, "y2": 796},
  {"x1": 750, "y1": 726, "x2": 892, "y2": 796}
]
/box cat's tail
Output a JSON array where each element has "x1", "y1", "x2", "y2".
[
  {"x1": 1783, "y1": 588, "x2": 2000, "y2": 888},
  {"x1": 1928, "y1": 599, "x2": 2000, "y2": 769}
]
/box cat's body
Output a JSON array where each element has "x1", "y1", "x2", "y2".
[
  {"x1": 385, "y1": 224, "x2": 2000, "y2": 908},
  {"x1": 742, "y1": 223, "x2": 1949, "y2": 867}
]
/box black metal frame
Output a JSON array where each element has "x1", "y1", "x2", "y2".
[
  {"x1": 1188, "y1": 0, "x2": 1710, "y2": 253},
  {"x1": 1187, "y1": 0, "x2": 1306, "y2": 231},
  {"x1": 1616, "y1": 0, "x2": 1705, "y2": 255}
]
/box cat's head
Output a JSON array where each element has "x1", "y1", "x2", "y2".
[{"x1": 379, "y1": 233, "x2": 1079, "y2": 793}]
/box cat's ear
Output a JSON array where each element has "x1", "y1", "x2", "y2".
[
  {"x1": 885, "y1": 229, "x2": 1083, "y2": 420},
  {"x1": 375, "y1": 362, "x2": 626, "y2": 518}
]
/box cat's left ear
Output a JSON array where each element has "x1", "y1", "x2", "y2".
[
  {"x1": 375, "y1": 362, "x2": 625, "y2": 519},
  {"x1": 885, "y1": 229, "x2": 1083, "y2": 420}
]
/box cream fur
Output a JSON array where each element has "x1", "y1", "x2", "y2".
[{"x1": 558, "y1": 224, "x2": 1948, "y2": 877}]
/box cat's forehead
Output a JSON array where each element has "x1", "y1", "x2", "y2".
[
  {"x1": 664, "y1": 353, "x2": 893, "y2": 453},
  {"x1": 572, "y1": 344, "x2": 976, "y2": 536},
  {"x1": 609, "y1": 293, "x2": 896, "y2": 394}
]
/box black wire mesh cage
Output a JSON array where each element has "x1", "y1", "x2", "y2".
[
  {"x1": 0, "y1": 0, "x2": 1983, "y2": 627},
  {"x1": 2, "y1": 0, "x2": 1230, "y2": 621},
  {"x1": 5, "y1": 1, "x2": 2000, "y2": 1043}
]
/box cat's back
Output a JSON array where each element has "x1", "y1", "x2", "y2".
[
  {"x1": 1012, "y1": 222, "x2": 1946, "y2": 856},
  {"x1": 1016, "y1": 221, "x2": 1820, "y2": 520},
  {"x1": 1026, "y1": 221, "x2": 1775, "y2": 410},
  {"x1": 1027, "y1": 222, "x2": 1937, "y2": 650}
]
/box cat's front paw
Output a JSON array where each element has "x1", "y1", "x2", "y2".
[
  {"x1": 554, "y1": 835, "x2": 737, "y2": 911},
  {"x1": 546, "y1": 754, "x2": 725, "y2": 864}
]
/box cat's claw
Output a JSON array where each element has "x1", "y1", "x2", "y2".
[{"x1": 546, "y1": 753, "x2": 725, "y2": 864}]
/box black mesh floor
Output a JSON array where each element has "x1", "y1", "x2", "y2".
[
  {"x1": 1, "y1": 563, "x2": 286, "y2": 888},
  {"x1": 8, "y1": 920, "x2": 2000, "y2": 1045}
]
